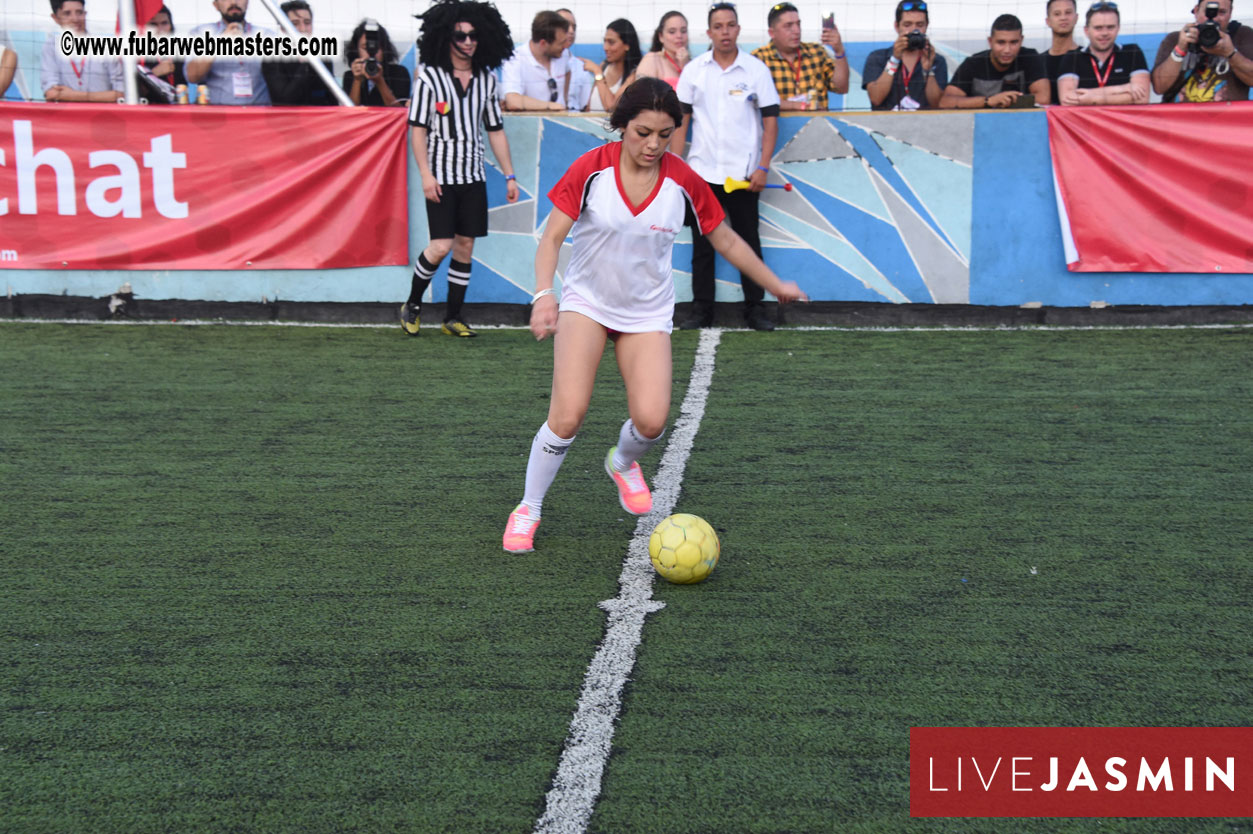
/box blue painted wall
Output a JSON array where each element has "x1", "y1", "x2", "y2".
[{"x1": 4, "y1": 109, "x2": 1251, "y2": 307}]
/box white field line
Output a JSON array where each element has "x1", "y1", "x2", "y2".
[
  {"x1": 3, "y1": 318, "x2": 1252, "y2": 333},
  {"x1": 532, "y1": 328, "x2": 722, "y2": 834}
]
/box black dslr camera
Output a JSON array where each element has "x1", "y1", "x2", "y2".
[
  {"x1": 906, "y1": 30, "x2": 927, "y2": 51},
  {"x1": 363, "y1": 19, "x2": 381, "y2": 75},
  {"x1": 1194, "y1": 1, "x2": 1222, "y2": 51}
]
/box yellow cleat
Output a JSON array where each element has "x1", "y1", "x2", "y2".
[
  {"x1": 441, "y1": 319, "x2": 477, "y2": 338},
  {"x1": 399, "y1": 303, "x2": 420, "y2": 336}
]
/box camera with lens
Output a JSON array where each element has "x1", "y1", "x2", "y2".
[
  {"x1": 1193, "y1": 1, "x2": 1222, "y2": 51},
  {"x1": 363, "y1": 19, "x2": 381, "y2": 75},
  {"x1": 906, "y1": 30, "x2": 928, "y2": 51}
]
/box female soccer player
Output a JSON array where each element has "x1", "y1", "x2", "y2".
[{"x1": 503, "y1": 77, "x2": 807, "y2": 553}]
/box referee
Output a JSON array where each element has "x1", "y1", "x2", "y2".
[{"x1": 403, "y1": 0, "x2": 519, "y2": 338}]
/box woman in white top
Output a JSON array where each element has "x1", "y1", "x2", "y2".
[
  {"x1": 635, "y1": 11, "x2": 690, "y2": 90},
  {"x1": 0, "y1": 42, "x2": 16, "y2": 98},
  {"x1": 578, "y1": 18, "x2": 641, "y2": 111},
  {"x1": 502, "y1": 78, "x2": 808, "y2": 553}
]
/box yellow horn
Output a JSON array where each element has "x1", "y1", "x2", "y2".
[{"x1": 724, "y1": 176, "x2": 751, "y2": 193}]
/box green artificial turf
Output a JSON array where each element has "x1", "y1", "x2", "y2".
[{"x1": 1, "y1": 323, "x2": 1248, "y2": 834}]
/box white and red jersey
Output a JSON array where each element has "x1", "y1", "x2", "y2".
[{"x1": 547, "y1": 142, "x2": 725, "y2": 333}]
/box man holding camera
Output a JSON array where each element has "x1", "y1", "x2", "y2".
[
  {"x1": 863, "y1": 0, "x2": 948, "y2": 111},
  {"x1": 1057, "y1": 2, "x2": 1150, "y2": 105},
  {"x1": 1152, "y1": 0, "x2": 1253, "y2": 102}
]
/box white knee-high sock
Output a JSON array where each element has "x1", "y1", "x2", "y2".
[
  {"x1": 612, "y1": 419, "x2": 665, "y2": 471},
  {"x1": 522, "y1": 422, "x2": 576, "y2": 516}
]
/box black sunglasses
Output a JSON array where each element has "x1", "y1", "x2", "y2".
[
  {"x1": 547, "y1": 77, "x2": 558, "y2": 102},
  {"x1": 899, "y1": 0, "x2": 927, "y2": 10},
  {"x1": 771, "y1": 2, "x2": 797, "y2": 11},
  {"x1": 451, "y1": 30, "x2": 478, "y2": 43},
  {"x1": 710, "y1": 2, "x2": 736, "y2": 10}
]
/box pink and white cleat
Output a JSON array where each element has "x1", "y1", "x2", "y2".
[
  {"x1": 503, "y1": 503, "x2": 541, "y2": 553},
  {"x1": 605, "y1": 447, "x2": 653, "y2": 515}
]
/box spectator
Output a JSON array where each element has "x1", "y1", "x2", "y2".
[
  {"x1": 1043, "y1": 0, "x2": 1081, "y2": 105},
  {"x1": 556, "y1": 9, "x2": 591, "y2": 111},
  {"x1": 1, "y1": 36, "x2": 17, "y2": 98},
  {"x1": 752, "y1": 1, "x2": 849, "y2": 111},
  {"x1": 671, "y1": 2, "x2": 781, "y2": 331},
  {"x1": 863, "y1": 0, "x2": 948, "y2": 110},
  {"x1": 263, "y1": 0, "x2": 335, "y2": 105},
  {"x1": 41, "y1": 0, "x2": 124, "y2": 102},
  {"x1": 141, "y1": 6, "x2": 185, "y2": 89},
  {"x1": 940, "y1": 14, "x2": 1049, "y2": 107},
  {"x1": 636, "y1": 11, "x2": 689, "y2": 89},
  {"x1": 500, "y1": 10, "x2": 569, "y2": 110},
  {"x1": 577, "y1": 19, "x2": 641, "y2": 111},
  {"x1": 1151, "y1": 0, "x2": 1253, "y2": 102},
  {"x1": 343, "y1": 19, "x2": 409, "y2": 107},
  {"x1": 402, "y1": 0, "x2": 520, "y2": 338},
  {"x1": 185, "y1": 0, "x2": 272, "y2": 105},
  {"x1": 1057, "y1": 2, "x2": 1150, "y2": 105}
]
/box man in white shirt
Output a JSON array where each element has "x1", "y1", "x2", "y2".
[
  {"x1": 556, "y1": 8, "x2": 592, "y2": 111},
  {"x1": 500, "y1": 10, "x2": 569, "y2": 110},
  {"x1": 671, "y1": 2, "x2": 781, "y2": 330},
  {"x1": 41, "y1": 0, "x2": 124, "y2": 102}
]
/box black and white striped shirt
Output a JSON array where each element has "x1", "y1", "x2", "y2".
[{"x1": 408, "y1": 65, "x2": 505, "y2": 185}]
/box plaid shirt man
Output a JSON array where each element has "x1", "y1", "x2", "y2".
[{"x1": 751, "y1": 41, "x2": 837, "y2": 104}]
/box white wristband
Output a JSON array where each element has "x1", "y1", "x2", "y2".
[
  {"x1": 532, "y1": 287, "x2": 557, "y2": 303},
  {"x1": 1169, "y1": 50, "x2": 1184, "y2": 63}
]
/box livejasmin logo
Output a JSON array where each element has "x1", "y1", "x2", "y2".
[
  {"x1": 910, "y1": 727, "x2": 1253, "y2": 818},
  {"x1": 927, "y1": 753, "x2": 1235, "y2": 793},
  {"x1": 0, "y1": 120, "x2": 187, "y2": 219}
]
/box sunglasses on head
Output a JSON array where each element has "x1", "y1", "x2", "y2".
[
  {"x1": 451, "y1": 29, "x2": 478, "y2": 43},
  {"x1": 899, "y1": 0, "x2": 927, "y2": 10},
  {"x1": 1088, "y1": 1, "x2": 1117, "y2": 9},
  {"x1": 771, "y1": 2, "x2": 797, "y2": 12},
  {"x1": 710, "y1": 2, "x2": 736, "y2": 10},
  {"x1": 547, "y1": 77, "x2": 558, "y2": 102}
]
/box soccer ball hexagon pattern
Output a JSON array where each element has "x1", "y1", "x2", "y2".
[{"x1": 648, "y1": 513, "x2": 720, "y2": 584}]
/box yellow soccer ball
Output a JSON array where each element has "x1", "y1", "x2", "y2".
[{"x1": 648, "y1": 513, "x2": 721, "y2": 584}]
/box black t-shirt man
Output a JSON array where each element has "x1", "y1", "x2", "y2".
[
  {"x1": 1058, "y1": 42, "x2": 1148, "y2": 89},
  {"x1": 1044, "y1": 47, "x2": 1081, "y2": 104},
  {"x1": 949, "y1": 47, "x2": 1046, "y2": 98}
]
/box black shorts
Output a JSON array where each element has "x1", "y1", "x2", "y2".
[{"x1": 426, "y1": 181, "x2": 488, "y2": 239}]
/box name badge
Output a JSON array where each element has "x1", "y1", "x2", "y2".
[
  {"x1": 729, "y1": 88, "x2": 744, "y2": 96},
  {"x1": 233, "y1": 70, "x2": 253, "y2": 99}
]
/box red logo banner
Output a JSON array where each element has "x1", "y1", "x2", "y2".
[
  {"x1": 911, "y1": 727, "x2": 1252, "y2": 817},
  {"x1": 0, "y1": 103, "x2": 409, "y2": 270},
  {"x1": 1047, "y1": 102, "x2": 1253, "y2": 273}
]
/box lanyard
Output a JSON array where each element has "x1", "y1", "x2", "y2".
[
  {"x1": 70, "y1": 59, "x2": 85, "y2": 80},
  {"x1": 664, "y1": 51, "x2": 682, "y2": 75},
  {"x1": 1089, "y1": 53, "x2": 1115, "y2": 87},
  {"x1": 898, "y1": 58, "x2": 915, "y2": 92}
]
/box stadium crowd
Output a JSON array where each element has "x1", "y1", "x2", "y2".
[{"x1": 10, "y1": 0, "x2": 1252, "y2": 107}]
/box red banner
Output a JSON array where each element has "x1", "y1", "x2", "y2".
[
  {"x1": 911, "y1": 727, "x2": 1253, "y2": 817},
  {"x1": 1047, "y1": 102, "x2": 1253, "y2": 273},
  {"x1": 0, "y1": 103, "x2": 409, "y2": 270}
]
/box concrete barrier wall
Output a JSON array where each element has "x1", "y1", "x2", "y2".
[{"x1": 5, "y1": 109, "x2": 1251, "y2": 308}]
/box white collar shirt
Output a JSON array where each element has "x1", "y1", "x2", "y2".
[
  {"x1": 499, "y1": 44, "x2": 568, "y2": 107},
  {"x1": 676, "y1": 48, "x2": 780, "y2": 183}
]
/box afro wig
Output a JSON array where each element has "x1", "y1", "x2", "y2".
[{"x1": 416, "y1": 0, "x2": 514, "y2": 73}]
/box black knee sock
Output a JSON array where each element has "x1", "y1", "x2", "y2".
[
  {"x1": 445, "y1": 259, "x2": 472, "y2": 321},
  {"x1": 408, "y1": 252, "x2": 439, "y2": 307}
]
